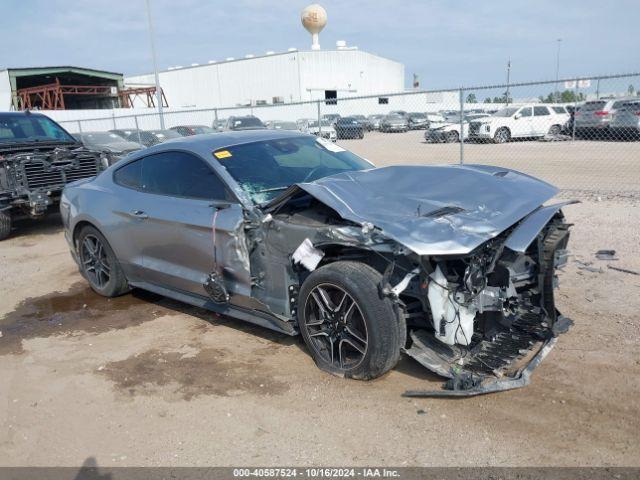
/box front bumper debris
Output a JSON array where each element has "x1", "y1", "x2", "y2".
[{"x1": 402, "y1": 315, "x2": 573, "y2": 397}]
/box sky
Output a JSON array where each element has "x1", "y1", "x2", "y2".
[{"x1": 1, "y1": 0, "x2": 639, "y2": 91}]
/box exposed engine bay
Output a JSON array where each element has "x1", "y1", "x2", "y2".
[{"x1": 250, "y1": 165, "x2": 575, "y2": 396}]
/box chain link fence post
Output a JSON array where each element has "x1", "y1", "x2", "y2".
[
  {"x1": 317, "y1": 100, "x2": 322, "y2": 136},
  {"x1": 214, "y1": 108, "x2": 219, "y2": 129},
  {"x1": 459, "y1": 88, "x2": 465, "y2": 165},
  {"x1": 572, "y1": 81, "x2": 579, "y2": 142},
  {"x1": 77, "y1": 120, "x2": 83, "y2": 133},
  {"x1": 133, "y1": 115, "x2": 142, "y2": 144}
]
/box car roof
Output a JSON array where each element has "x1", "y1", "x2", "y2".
[
  {"x1": 139, "y1": 129, "x2": 310, "y2": 153},
  {"x1": 0, "y1": 111, "x2": 51, "y2": 119}
]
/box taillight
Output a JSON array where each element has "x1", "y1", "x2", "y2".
[
  {"x1": 574, "y1": 112, "x2": 581, "y2": 117},
  {"x1": 635, "y1": 111, "x2": 640, "y2": 116},
  {"x1": 594, "y1": 110, "x2": 609, "y2": 117}
]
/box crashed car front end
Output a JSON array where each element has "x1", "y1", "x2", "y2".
[
  {"x1": 0, "y1": 144, "x2": 108, "y2": 217},
  {"x1": 261, "y1": 164, "x2": 574, "y2": 395}
]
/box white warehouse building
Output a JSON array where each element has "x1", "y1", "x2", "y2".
[{"x1": 125, "y1": 47, "x2": 405, "y2": 109}]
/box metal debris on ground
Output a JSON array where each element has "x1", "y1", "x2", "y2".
[
  {"x1": 595, "y1": 249, "x2": 618, "y2": 261},
  {"x1": 575, "y1": 260, "x2": 603, "y2": 273},
  {"x1": 607, "y1": 265, "x2": 640, "y2": 276}
]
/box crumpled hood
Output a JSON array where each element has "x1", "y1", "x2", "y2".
[{"x1": 289, "y1": 165, "x2": 558, "y2": 256}]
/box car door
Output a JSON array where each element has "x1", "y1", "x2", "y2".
[
  {"x1": 513, "y1": 107, "x2": 533, "y2": 137},
  {"x1": 131, "y1": 150, "x2": 251, "y2": 300},
  {"x1": 533, "y1": 106, "x2": 552, "y2": 136}
]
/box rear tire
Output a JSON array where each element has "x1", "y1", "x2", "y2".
[
  {"x1": 494, "y1": 127, "x2": 511, "y2": 144},
  {"x1": 298, "y1": 261, "x2": 404, "y2": 380},
  {"x1": 548, "y1": 124, "x2": 562, "y2": 135},
  {"x1": 445, "y1": 131, "x2": 460, "y2": 143},
  {"x1": 0, "y1": 210, "x2": 11, "y2": 240},
  {"x1": 77, "y1": 225, "x2": 129, "y2": 297}
]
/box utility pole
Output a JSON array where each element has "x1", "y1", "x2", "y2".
[
  {"x1": 555, "y1": 38, "x2": 562, "y2": 103},
  {"x1": 505, "y1": 58, "x2": 511, "y2": 105},
  {"x1": 145, "y1": 0, "x2": 165, "y2": 129}
]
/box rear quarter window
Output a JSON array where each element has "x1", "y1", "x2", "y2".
[{"x1": 114, "y1": 159, "x2": 143, "y2": 190}]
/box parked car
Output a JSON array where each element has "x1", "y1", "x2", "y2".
[
  {"x1": 611, "y1": 100, "x2": 640, "y2": 139},
  {"x1": 425, "y1": 113, "x2": 449, "y2": 130},
  {"x1": 560, "y1": 104, "x2": 583, "y2": 135},
  {"x1": 407, "y1": 112, "x2": 429, "y2": 130},
  {"x1": 367, "y1": 114, "x2": 385, "y2": 130},
  {"x1": 351, "y1": 115, "x2": 373, "y2": 131},
  {"x1": 296, "y1": 118, "x2": 314, "y2": 131},
  {"x1": 389, "y1": 110, "x2": 408, "y2": 118},
  {"x1": 212, "y1": 119, "x2": 227, "y2": 132},
  {"x1": 379, "y1": 114, "x2": 409, "y2": 133},
  {"x1": 468, "y1": 105, "x2": 569, "y2": 143},
  {"x1": 0, "y1": 111, "x2": 107, "y2": 240},
  {"x1": 574, "y1": 97, "x2": 637, "y2": 138},
  {"x1": 321, "y1": 114, "x2": 341, "y2": 126},
  {"x1": 127, "y1": 129, "x2": 182, "y2": 147},
  {"x1": 61, "y1": 130, "x2": 573, "y2": 395},
  {"x1": 74, "y1": 131, "x2": 144, "y2": 162},
  {"x1": 305, "y1": 119, "x2": 337, "y2": 141},
  {"x1": 265, "y1": 120, "x2": 299, "y2": 131},
  {"x1": 170, "y1": 125, "x2": 216, "y2": 136},
  {"x1": 110, "y1": 129, "x2": 143, "y2": 141},
  {"x1": 225, "y1": 116, "x2": 266, "y2": 131},
  {"x1": 426, "y1": 113, "x2": 490, "y2": 143},
  {"x1": 335, "y1": 117, "x2": 365, "y2": 139}
]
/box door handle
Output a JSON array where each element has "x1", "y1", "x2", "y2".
[{"x1": 131, "y1": 209, "x2": 148, "y2": 219}]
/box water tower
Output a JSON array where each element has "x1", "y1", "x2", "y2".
[{"x1": 301, "y1": 4, "x2": 327, "y2": 51}]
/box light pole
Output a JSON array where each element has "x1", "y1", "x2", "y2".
[
  {"x1": 555, "y1": 38, "x2": 562, "y2": 102},
  {"x1": 145, "y1": 0, "x2": 165, "y2": 129},
  {"x1": 505, "y1": 58, "x2": 511, "y2": 105}
]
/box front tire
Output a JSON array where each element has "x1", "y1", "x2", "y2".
[
  {"x1": 77, "y1": 225, "x2": 129, "y2": 297},
  {"x1": 298, "y1": 261, "x2": 404, "y2": 380},
  {"x1": 0, "y1": 210, "x2": 12, "y2": 240},
  {"x1": 445, "y1": 131, "x2": 460, "y2": 143},
  {"x1": 548, "y1": 124, "x2": 561, "y2": 135},
  {"x1": 494, "y1": 127, "x2": 511, "y2": 144}
]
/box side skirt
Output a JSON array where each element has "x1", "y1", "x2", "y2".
[{"x1": 129, "y1": 280, "x2": 298, "y2": 336}]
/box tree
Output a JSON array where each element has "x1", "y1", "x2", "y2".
[
  {"x1": 484, "y1": 97, "x2": 492, "y2": 104},
  {"x1": 540, "y1": 90, "x2": 586, "y2": 103},
  {"x1": 466, "y1": 93, "x2": 477, "y2": 103},
  {"x1": 628, "y1": 85, "x2": 636, "y2": 96}
]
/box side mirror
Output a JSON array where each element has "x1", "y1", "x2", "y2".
[{"x1": 514, "y1": 113, "x2": 521, "y2": 120}]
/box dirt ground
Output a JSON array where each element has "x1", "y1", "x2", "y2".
[{"x1": 1, "y1": 138, "x2": 639, "y2": 467}]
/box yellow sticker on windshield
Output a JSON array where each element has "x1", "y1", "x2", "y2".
[{"x1": 214, "y1": 150, "x2": 232, "y2": 159}]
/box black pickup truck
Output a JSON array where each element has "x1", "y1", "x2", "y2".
[{"x1": 0, "y1": 111, "x2": 108, "y2": 240}]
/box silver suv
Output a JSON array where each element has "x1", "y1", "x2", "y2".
[
  {"x1": 611, "y1": 100, "x2": 640, "y2": 140},
  {"x1": 574, "y1": 97, "x2": 637, "y2": 138}
]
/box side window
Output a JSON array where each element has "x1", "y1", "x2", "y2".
[
  {"x1": 519, "y1": 107, "x2": 532, "y2": 117},
  {"x1": 114, "y1": 159, "x2": 143, "y2": 189},
  {"x1": 552, "y1": 106, "x2": 566, "y2": 114},
  {"x1": 534, "y1": 106, "x2": 550, "y2": 116},
  {"x1": 142, "y1": 151, "x2": 231, "y2": 201}
]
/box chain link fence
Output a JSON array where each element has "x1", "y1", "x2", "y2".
[{"x1": 55, "y1": 72, "x2": 640, "y2": 199}]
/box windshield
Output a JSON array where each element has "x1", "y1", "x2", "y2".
[
  {"x1": 80, "y1": 132, "x2": 124, "y2": 144},
  {"x1": 308, "y1": 120, "x2": 333, "y2": 128},
  {"x1": 152, "y1": 130, "x2": 181, "y2": 140},
  {"x1": 232, "y1": 117, "x2": 264, "y2": 128},
  {"x1": 272, "y1": 122, "x2": 298, "y2": 130},
  {"x1": 493, "y1": 107, "x2": 520, "y2": 117},
  {"x1": 192, "y1": 126, "x2": 215, "y2": 134},
  {"x1": 0, "y1": 114, "x2": 76, "y2": 143},
  {"x1": 581, "y1": 101, "x2": 606, "y2": 111},
  {"x1": 216, "y1": 136, "x2": 371, "y2": 204}
]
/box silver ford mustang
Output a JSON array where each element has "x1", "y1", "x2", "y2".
[{"x1": 61, "y1": 130, "x2": 574, "y2": 396}]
